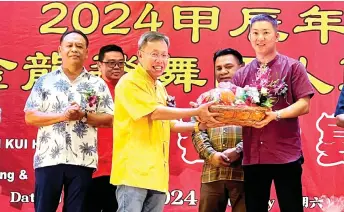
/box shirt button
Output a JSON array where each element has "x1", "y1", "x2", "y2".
[{"x1": 260, "y1": 142, "x2": 263, "y2": 144}]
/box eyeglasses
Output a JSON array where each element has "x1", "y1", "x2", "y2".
[
  {"x1": 101, "y1": 61, "x2": 126, "y2": 68},
  {"x1": 140, "y1": 50, "x2": 170, "y2": 60}
]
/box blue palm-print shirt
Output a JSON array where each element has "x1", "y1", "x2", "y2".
[{"x1": 24, "y1": 67, "x2": 113, "y2": 169}]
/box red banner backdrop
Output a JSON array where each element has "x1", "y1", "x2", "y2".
[{"x1": 0, "y1": 1, "x2": 343, "y2": 211}]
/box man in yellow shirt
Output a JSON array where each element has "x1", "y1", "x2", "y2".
[{"x1": 111, "y1": 31, "x2": 223, "y2": 212}]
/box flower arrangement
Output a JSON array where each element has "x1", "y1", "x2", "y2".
[
  {"x1": 197, "y1": 64, "x2": 288, "y2": 109},
  {"x1": 83, "y1": 89, "x2": 100, "y2": 112},
  {"x1": 249, "y1": 64, "x2": 288, "y2": 107},
  {"x1": 195, "y1": 64, "x2": 288, "y2": 126}
]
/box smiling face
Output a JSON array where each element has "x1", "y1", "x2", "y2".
[
  {"x1": 137, "y1": 40, "x2": 169, "y2": 80},
  {"x1": 98, "y1": 51, "x2": 125, "y2": 82},
  {"x1": 215, "y1": 54, "x2": 243, "y2": 83},
  {"x1": 249, "y1": 21, "x2": 279, "y2": 56}
]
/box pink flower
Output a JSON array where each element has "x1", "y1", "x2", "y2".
[
  {"x1": 88, "y1": 95, "x2": 98, "y2": 108},
  {"x1": 89, "y1": 95, "x2": 97, "y2": 104},
  {"x1": 245, "y1": 96, "x2": 253, "y2": 106},
  {"x1": 230, "y1": 86, "x2": 237, "y2": 94}
]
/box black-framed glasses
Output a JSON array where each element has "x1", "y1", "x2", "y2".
[{"x1": 101, "y1": 61, "x2": 126, "y2": 68}]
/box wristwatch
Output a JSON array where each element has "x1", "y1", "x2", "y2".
[
  {"x1": 275, "y1": 110, "x2": 282, "y2": 121},
  {"x1": 235, "y1": 142, "x2": 243, "y2": 154},
  {"x1": 81, "y1": 111, "x2": 88, "y2": 123}
]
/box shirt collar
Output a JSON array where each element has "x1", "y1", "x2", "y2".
[
  {"x1": 136, "y1": 63, "x2": 157, "y2": 85},
  {"x1": 255, "y1": 53, "x2": 280, "y2": 68},
  {"x1": 55, "y1": 66, "x2": 89, "y2": 80}
]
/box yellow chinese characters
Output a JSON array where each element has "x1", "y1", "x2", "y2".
[
  {"x1": 22, "y1": 52, "x2": 61, "y2": 91},
  {"x1": 299, "y1": 56, "x2": 334, "y2": 95},
  {"x1": 159, "y1": 57, "x2": 207, "y2": 93},
  {"x1": 173, "y1": 6, "x2": 220, "y2": 43},
  {"x1": 0, "y1": 58, "x2": 18, "y2": 90},
  {"x1": 90, "y1": 55, "x2": 207, "y2": 93},
  {"x1": 123, "y1": 55, "x2": 138, "y2": 73},
  {"x1": 229, "y1": 8, "x2": 289, "y2": 42},
  {"x1": 294, "y1": 5, "x2": 344, "y2": 44}
]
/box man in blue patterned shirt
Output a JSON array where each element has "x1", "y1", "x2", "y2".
[{"x1": 24, "y1": 30, "x2": 113, "y2": 212}]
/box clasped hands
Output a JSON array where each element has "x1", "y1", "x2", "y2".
[
  {"x1": 62, "y1": 102, "x2": 85, "y2": 121},
  {"x1": 209, "y1": 148, "x2": 241, "y2": 167}
]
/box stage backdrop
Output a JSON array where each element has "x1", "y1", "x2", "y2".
[{"x1": 0, "y1": 1, "x2": 343, "y2": 212}]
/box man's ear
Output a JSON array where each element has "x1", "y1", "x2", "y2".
[{"x1": 137, "y1": 50, "x2": 142, "y2": 59}]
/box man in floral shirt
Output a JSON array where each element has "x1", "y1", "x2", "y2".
[
  {"x1": 232, "y1": 14, "x2": 314, "y2": 212},
  {"x1": 24, "y1": 30, "x2": 113, "y2": 212}
]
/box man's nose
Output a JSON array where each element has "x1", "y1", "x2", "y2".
[
  {"x1": 219, "y1": 68, "x2": 227, "y2": 75},
  {"x1": 71, "y1": 45, "x2": 77, "y2": 52},
  {"x1": 257, "y1": 33, "x2": 265, "y2": 41}
]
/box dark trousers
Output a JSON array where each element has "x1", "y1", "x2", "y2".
[
  {"x1": 243, "y1": 158, "x2": 304, "y2": 212},
  {"x1": 84, "y1": 176, "x2": 118, "y2": 212},
  {"x1": 199, "y1": 180, "x2": 245, "y2": 212},
  {"x1": 34, "y1": 164, "x2": 94, "y2": 212}
]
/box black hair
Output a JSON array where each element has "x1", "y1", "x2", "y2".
[
  {"x1": 213, "y1": 48, "x2": 244, "y2": 65},
  {"x1": 249, "y1": 14, "x2": 278, "y2": 31},
  {"x1": 60, "y1": 30, "x2": 89, "y2": 47},
  {"x1": 98, "y1": 45, "x2": 124, "y2": 62}
]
